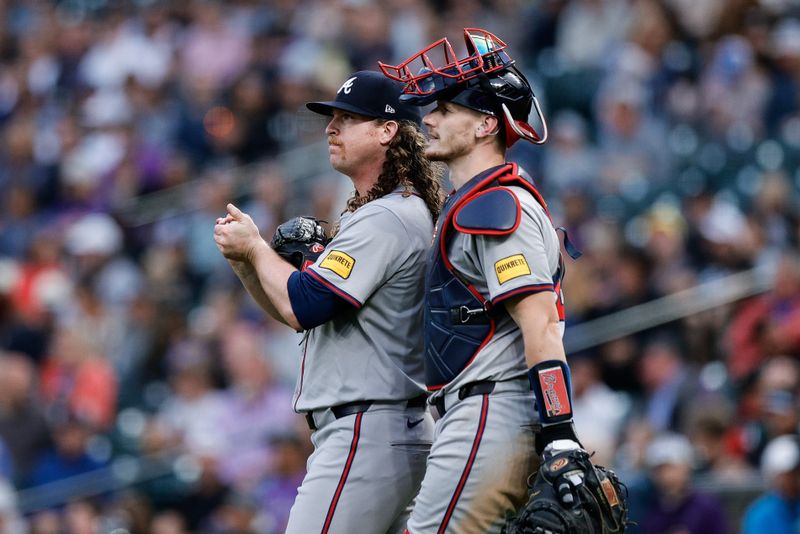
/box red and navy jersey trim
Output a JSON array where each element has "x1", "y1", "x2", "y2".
[
  {"x1": 492, "y1": 283, "x2": 555, "y2": 305},
  {"x1": 306, "y1": 268, "x2": 363, "y2": 309},
  {"x1": 321, "y1": 412, "x2": 363, "y2": 533}
]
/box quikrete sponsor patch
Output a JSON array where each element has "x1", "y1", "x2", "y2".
[
  {"x1": 319, "y1": 250, "x2": 355, "y2": 279},
  {"x1": 494, "y1": 254, "x2": 530, "y2": 284}
]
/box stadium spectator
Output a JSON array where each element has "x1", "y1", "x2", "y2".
[
  {"x1": 687, "y1": 404, "x2": 756, "y2": 485},
  {"x1": 0, "y1": 352, "x2": 50, "y2": 485},
  {"x1": 742, "y1": 434, "x2": 800, "y2": 533},
  {"x1": 637, "y1": 432, "x2": 729, "y2": 534},
  {"x1": 150, "y1": 338, "x2": 226, "y2": 460},
  {"x1": 637, "y1": 337, "x2": 697, "y2": 433},
  {"x1": 727, "y1": 252, "x2": 800, "y2": 381},
  {"x1": 571, "y1": 354, "x2": 632, "y2": 465},
  {"x1": 211, "y1": 322, "x2": 297, "y2": 490},
  {"x1": 26, "y1": 415, "x2": 107, "y2": 489},
  {"x1": 39, "y1": 324, "x2": 117, "y2": 430}
]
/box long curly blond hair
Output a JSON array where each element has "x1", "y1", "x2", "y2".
[{"x1": 337, "y1": 119, "x2": 444, "y2": 230}]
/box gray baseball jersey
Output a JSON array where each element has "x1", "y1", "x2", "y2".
[
  {"x1": 295, "y1": 188, "x2": 432, "y2": 412},
  {"x1": 285, "y1": 188, "x2": 434, "y2": 534},
  {"x1": 439, "y1": 185, "x2": 561, "y2": 394}
]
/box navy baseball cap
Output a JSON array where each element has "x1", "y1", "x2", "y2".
[{"x1": 306, "y1": 71, "x2": 421, "y2": 125}]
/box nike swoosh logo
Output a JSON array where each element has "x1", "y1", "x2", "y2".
[{"x1": 407, "y1": 418, "x2": 425, "y2": 429}]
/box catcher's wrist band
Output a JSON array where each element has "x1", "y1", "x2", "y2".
[{"x1": 528, "y1": 359, "x2": 573, "y2": 424}]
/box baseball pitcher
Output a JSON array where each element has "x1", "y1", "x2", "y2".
[{"x1": 214, "y1": 70, "x2": 444, "y2": 533}]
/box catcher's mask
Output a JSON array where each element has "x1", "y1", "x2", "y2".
[{"x1": 379, "y1": 28, "x2": 547, "y2": 147}]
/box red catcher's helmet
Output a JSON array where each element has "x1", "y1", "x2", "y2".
[{"x1": 379, "y1": 28, "x2": 548, "y2": 148}]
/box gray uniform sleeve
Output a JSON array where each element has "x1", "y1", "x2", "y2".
[
  {"x1": 307, "y1": 204, "x2": 411, "y2": 308},
  {"x1": 468, "y1": 188, "x2": 560, "y2": 304}
]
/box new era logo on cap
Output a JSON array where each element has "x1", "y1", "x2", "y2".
[{"x1": 306, "y1": 71, "x2": 421, "y2": 125}]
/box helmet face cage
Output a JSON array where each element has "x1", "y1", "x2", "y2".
[
  {"x1": 379, "y1": 28, "x2": 548, "y2": 147},
  {"x1": 379, "y1": 29, "x2": 513, "y2": 98}
]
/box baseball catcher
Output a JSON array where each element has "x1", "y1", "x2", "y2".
[
  {"x1": 270, "y1": 216, "x2": 329, "y2": 271},
  {"x1": 505, "y1": 441, "x2": 629, "y2": 533},
  {"x1": 380, "y1": 27, "x2": 629, "y2": 533}
]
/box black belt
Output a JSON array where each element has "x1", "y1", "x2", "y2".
[
  {"x1": 432, "y1": 380, "x2": 497, "y2": 418},
  {"x1": 305, "y1": 395, "x2": 427, "y2": 431}
]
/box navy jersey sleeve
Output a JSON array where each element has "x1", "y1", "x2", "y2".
[{"x1": 287, "y1": 270, "x2": 353, "y2": 330}]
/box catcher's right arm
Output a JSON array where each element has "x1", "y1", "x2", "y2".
[
  {"x1": 270, "y1": 216, "x2": 329, "y2": 271},
  {"x1": 505, "y1": 441, "x2": 629, "y2": 534}
]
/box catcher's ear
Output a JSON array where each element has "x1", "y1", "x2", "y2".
[{"x1": 476, "y1": 116, "x2": 500, "y2": 138}]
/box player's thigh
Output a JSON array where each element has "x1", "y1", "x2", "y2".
[
  {"x1": 375, "y1": 407, "x2": 434, "y2": 534},
  {"x1": 408, "y1": 392, "x2": 537, "y2": 534},
  {"x1": 287, "y1": 409, "x2": 431, "y2": 534}
]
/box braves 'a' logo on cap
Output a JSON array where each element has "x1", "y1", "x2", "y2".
[{"x1": 338, "y1": 76, "x2": 357, "y2": 95}]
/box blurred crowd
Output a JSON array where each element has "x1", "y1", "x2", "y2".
[{"x1": 3, "y1": 0, "x2": 800, "y2": 532}]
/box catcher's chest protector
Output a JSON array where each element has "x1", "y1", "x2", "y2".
[{"x1": 425, "y1": 163, "x2": 565, "y2": 390}]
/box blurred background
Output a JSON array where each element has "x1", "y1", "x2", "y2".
[{"x1": 1, "y1": 0, "x2": 800, "y2": 532}]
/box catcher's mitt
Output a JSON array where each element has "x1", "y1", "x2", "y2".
[
  {"x1": 505, "y1": 446, "x2": 628, "y2": 534},
  {"x1": 270, "y1": 216, "x2": 330, "y2": 271}
]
